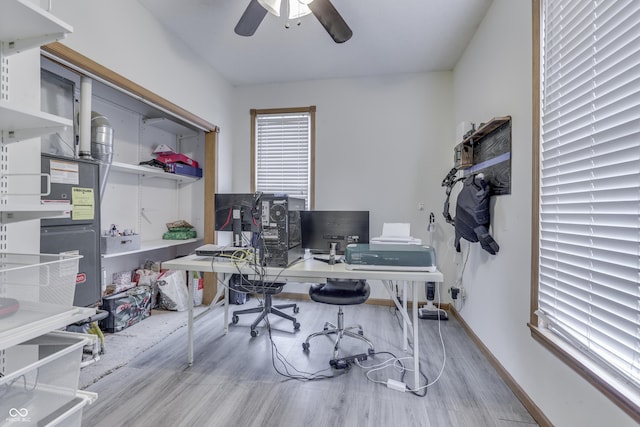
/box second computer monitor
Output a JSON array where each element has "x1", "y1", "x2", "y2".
[{"x1": 301, "y1": 210, "x2": 370, "y2": 254}]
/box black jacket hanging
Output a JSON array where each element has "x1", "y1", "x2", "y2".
[{"x1": 454, "y1": 174, "x2": 499, "y2": 255}]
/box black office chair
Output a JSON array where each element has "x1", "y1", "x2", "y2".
[
  {"x1": 230, "y1": 274, "x2": 300, "y2": 337},
  {"x1": 302, "y1": 279, "x2": 375, "y2": 365}
]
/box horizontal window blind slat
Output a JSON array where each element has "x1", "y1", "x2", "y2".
[
  {"x1": 539, "y1": 212, "x2": 639, "y2": 229},
  {"x1": 537, "y1": 296, "x2": 638, "y2": 345},
  {"x1": 537, "y1": 303, "x2": 639, "y2": 372},
  {"x1": 539, "y1": 248, "x2": 638, "y2": 277},
  {"x1": 539, "y1": 268, "x2": 639, "y2": 301}
]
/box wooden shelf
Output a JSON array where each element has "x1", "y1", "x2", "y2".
[
  {"x1": 461, "y1": 116, "x2": 511, "y2": 145},
  {"x1": 0, "y1": 102, "x2": 73, "y2": 144},
  {"x1": 102, "y1": 238, "x2": 202, "y2": 259},
  {"x1": 109, "y1": 161, "x2": 199, "y2": 183},
  {"x1": 0, "y1": 0, "x2": 72, "y2": 55}
]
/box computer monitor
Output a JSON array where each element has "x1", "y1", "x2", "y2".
[
  {"x1": 301, "y1": 210, "x2": 370, "y2": 254},
  {"x1": 214, "y1": 193, "x2": 260, "y2": 246}
]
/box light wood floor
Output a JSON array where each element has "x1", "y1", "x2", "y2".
[{"x1": 81, "y1": 299, "x2": 538, "y2": 427}]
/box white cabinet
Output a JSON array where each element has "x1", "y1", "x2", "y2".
[{"x1": 1, "y1": 2, "x2": 97, "y2": 425}]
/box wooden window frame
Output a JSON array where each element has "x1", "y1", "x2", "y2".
[
  {"x1": 529, "y1": 1, "x2": 640, "y2": 421},
  {"x1": 250, "y1": 106, "x2": 316, "y2": 210}
]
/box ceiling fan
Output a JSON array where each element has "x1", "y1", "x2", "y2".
[{"x1": 235, "y1": 0, "x2": 353, "y2": 43}]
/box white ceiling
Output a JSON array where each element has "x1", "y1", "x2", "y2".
[{"x1": 137, "y1": 0, "x2": 493, "y2": 86}]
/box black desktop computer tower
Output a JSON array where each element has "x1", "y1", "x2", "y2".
[{"x1": 259, "y1": 194, "x2": 305, "y2": 268}]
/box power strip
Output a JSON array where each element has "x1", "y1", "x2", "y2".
[
  {"x1": 330, "y1": 353, "x2": 368, "y2": 370},
  {"x1": 386, "y1": 378, "x2": 407, "y2": 392}
]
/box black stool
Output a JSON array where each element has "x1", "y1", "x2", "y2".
[{"x1": 302, "y1": 279, "x2": 374, "y2": 362}]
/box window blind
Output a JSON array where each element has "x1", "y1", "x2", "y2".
[
  {"x1": 255, "y1": 112, "x2": 311, "y2": 208},
  {"x1": 539, "y1": 0, "x2": 640, "y2": 389}
]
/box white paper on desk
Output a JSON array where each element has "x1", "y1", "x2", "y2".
[
  {"x1": 372, "y1": 223, "x2": 422, "y2": 244},
  {"x1": 381, "y1": 223, "x2": 411, "y2": 237}
]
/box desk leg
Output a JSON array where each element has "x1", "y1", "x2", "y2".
[
  {"x1": 223, "y1": 273, "x2": 230, "y2": 335},
  {"x1": 402, "y1": 281, "x2": 408, "y2": 352},
  {"x1": 187, "y1": 270, "x2": 194, "y2": 367},
  {"x1": 412, "y1": 280, "x2": 420, "y2": 389}
]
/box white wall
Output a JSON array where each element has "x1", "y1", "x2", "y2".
[
  {"x1": 452, "y1": 1, "x2": 635, "y2": 426},
  {"x1": 232, "y1": 74, "x2": 456, "y2": 299}
]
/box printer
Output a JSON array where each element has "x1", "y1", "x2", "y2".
[
  {"x1": 369, "y1": 222, "x2": 422, "y2": 245},
  {"x1": 344, "y1": 243, "x2": 437, "y2": 272}
]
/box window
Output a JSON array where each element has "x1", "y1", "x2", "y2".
[
  {"x1": 251, "y1": 107, "x2": 315, "y2": 209},
  {"x1": 532, "y1": 0, "x2": 640, "y2": 419}
]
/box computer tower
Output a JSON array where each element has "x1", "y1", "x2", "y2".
[{"x1": 259, "y1": 194, "x2": 305, "y2": 267}]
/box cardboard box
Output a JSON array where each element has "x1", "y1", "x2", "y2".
[
  {"x1": 101, "y1": 234, "x2": 141, "y2": 254},
  {"x1": 166, "y1": 162, "x2": 203, "y2": 178},
  {"x1": 100, "y1": 286, "x2": 152, "y2": 333},
  {"x1": 156, "y1": 153, "x2": 199, "y2": 168}
]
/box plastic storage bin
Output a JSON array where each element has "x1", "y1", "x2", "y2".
[
  {"x1": 0, "y1": 332, "x2": 94, "y2": 426},
  {"x1": 100, "y1": 234, "x2": 141, "y2": 254},
  {"x1": 0, "y1": 253, "x2": 95, "y2": 352},
  {"x1": 0, "y1": 252, "x2": 81, "y2": 306},
  {"x1": 100, "y1": 285, "x2": 152, "y2": 332}
]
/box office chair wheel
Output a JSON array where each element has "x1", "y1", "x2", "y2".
[
  {"x1": 250, "y1": 329, "x2": 259, "y2": 337},
  {"x1": 358, "y1": 330, "x2": 364, "y2": 336},
  {"x1": 232, "y1": 315, "x2": 239, "y2": 324},
  {"x1": 294, "y1": 306, "x2": 300, "y2": 314},
  {"x1": 294, "y1": 321, "x2": 301, "y2": 330},
  {"x1": 302, "y1": 342, "x2": 310, "y2": 352},
  {"x1": 368, "y1": 348, "x2": 375, "y2": 356}
]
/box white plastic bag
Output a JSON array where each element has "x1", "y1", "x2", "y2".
[{"x1": 156, "y1": 270, "x2": 189, "y2": 311}]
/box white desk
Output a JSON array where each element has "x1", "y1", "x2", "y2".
[{"x1": 161, "y1": 255, "x2": 443, "y2": 389}]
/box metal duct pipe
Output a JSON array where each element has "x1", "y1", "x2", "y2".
[
  {"x1": 78, "y1": 76, "x2": 93, "y2": 159},
  {"x1": 91, "y1": 112, "x2": 114, "y2": 199}
]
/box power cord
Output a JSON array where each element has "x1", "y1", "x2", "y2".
[
  {"x1": 371, "y1": 287, "x2": 447, "y2": 397},
  {"x1": 265, "y1": 316, "x2": 338, "y2": 382},
  {"x1": 450, "y1": 239, "x2": 470, "y2": 313}
]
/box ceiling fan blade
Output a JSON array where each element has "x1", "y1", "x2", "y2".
[
  {"x1": 235, "y1": 0, "x2": 268, "y2": 37},
  {"x1": 308, "y1": 0, "x2": 352, "y2": 43}
]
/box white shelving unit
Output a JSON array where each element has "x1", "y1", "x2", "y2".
[
  {"x1": 110, "y1": 161, "x2": 199, "y2": 184},
  {"x1": 0, "y1": 0, "x2": 71, "y2": 55},
  {"x1": 0, "y1": 202, "x2": 70, "y2": 223},
  {"x1": 101, "y1": 238, "x2": 201, "y2": 259},
  {"x1": 1, "y1": 2, "x2": 97, "y2": 425},
  {"x1": 0, "y1": 102, "x2": 73, "y2": 143}
]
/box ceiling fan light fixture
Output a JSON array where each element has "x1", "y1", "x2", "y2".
[
  {"x1": 288, "y1": 0, "x2": 312, "y2": 19},
  {"x1": 257, "y1": 0, "x2": 281, "y2": 16}
]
